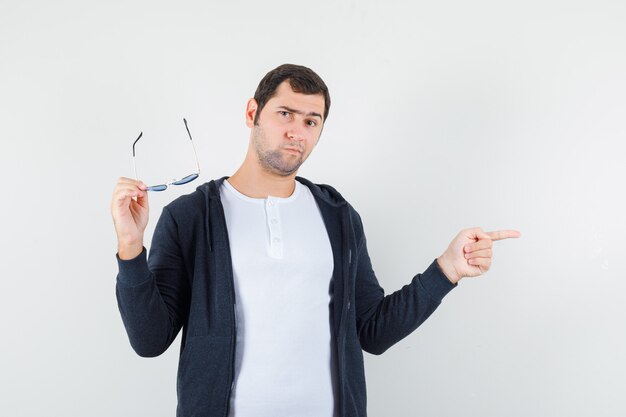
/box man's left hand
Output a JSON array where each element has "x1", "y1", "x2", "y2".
[{"x1": 437, "y1": 228, "x2": 521, "y2": 284}]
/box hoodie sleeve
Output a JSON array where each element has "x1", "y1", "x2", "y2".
[
  {"x1": 115, "y1": 206, "x2": 191, "y2": 357},
  {"x1": 352, "y1": 209, "x2": 456, "y2": 355}
]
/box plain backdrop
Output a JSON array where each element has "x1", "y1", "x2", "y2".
[{"x1": 1, "y1": 0, "x2": 625, "y2": 416}]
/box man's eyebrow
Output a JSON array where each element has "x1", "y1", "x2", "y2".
[{"x1": 277, "y1": 105, "x2": 323, "y2": 121}]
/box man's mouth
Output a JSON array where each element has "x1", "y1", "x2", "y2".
[{"x1": 284, "y1": 147, "x2": 302, "y2": 154}]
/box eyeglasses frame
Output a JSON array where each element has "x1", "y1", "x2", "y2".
[{"x1": 132, "y1": 118, "x2": 201, "y2": 192}]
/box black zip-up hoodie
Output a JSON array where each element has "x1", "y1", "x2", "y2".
[{"x1": 116, "y1": 176, "x2": 455, "y2": 417}]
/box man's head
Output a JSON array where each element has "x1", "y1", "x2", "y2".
[
  {"x1": 252, "y1": 64, "x2": 330, "y2": 126},
  {"x1": 244, "y1": 64, "x2": 330, "y2": 177}
]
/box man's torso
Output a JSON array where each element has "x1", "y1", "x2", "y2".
[{"x1": 220, "y1": 179, "x2": 337, "y2": 417}]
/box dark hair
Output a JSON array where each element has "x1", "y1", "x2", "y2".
[{"x1": 253, "y1": 64, "x2": 330, "y2": 125}]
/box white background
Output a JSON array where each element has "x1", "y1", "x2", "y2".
[{"x1": 1, "y1": 0, "x2": 625, "y2": 416}]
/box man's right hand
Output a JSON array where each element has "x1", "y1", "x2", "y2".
[{"x1": 111, "y1": 177, "x2": 149, "y2": 260}]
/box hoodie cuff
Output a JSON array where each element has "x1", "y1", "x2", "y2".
[
  {"x1": 417, "y1": 258, "x2": 457, "y2": 301},
  {"x1": 116, "y1": 247, "x2": 152, "y2": 287}
]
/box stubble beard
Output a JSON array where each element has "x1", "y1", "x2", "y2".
[{"x1": 252, "y1": 124, "x2": 304, "y2": 177}]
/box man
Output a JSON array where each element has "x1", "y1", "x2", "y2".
[{"x1": 111, "y1": 64, "x2": 520, "y2": 417}]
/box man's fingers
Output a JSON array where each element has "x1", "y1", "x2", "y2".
[
  {"x1": 135, "y1": 190, "x2": 149, "y2": 209},
  {"x1": 485, "y1": 230, "x2": 521, "y2": 241},
  {"x1": 112, "y1": 185, "x2": 147, "y2": 208},
  {"x1": 464, "y1": 229, "x2": 520, "y2": 252},
  {"x1": 468, "y1": 257, "x2": 491, "y2": 270},
  {"x1": 465, "y1": 248, "x2": 492, "y2": 259},
  {"x1": 113, "y1": 180, "x2": 148, "y2": 199},
  {"x1": 116, "y1": 177, "x2": 148, "y2": 190},
  {"x1": 115, "y1": 184, "x2": 146, "y2": 199},
  {"x1": 465, "y1": 238, "x2": 492, "y2": 252}
]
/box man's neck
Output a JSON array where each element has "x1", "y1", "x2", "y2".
[{"x1": 228, "y1": 164, "x2": 297, "y2": 199}]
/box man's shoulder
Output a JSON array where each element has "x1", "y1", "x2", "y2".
[
  {"x1": 296, "y1": 176, "x2": 364, "y2": 230},
  {"x1": 161, "y1": 181, "x2": 211, "y2": 217}
]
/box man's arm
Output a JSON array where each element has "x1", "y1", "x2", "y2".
[
  {"x1": 353, "y1": 227, "x2": 455, "y2": 355},
  {"x1": 351, "y1": 208, "x2": 520, "y2": 355},
  {"x1": 112, "y1": 177, "x2": 190, "y2": 357}
]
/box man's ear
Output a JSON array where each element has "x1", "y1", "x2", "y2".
[{"x1": 245, "y1": 98, "x2": 258, "y2": 128}]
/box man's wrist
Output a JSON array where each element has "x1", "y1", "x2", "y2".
[
  {"x1": 437, "y1": 256, "x2": 462, "y2": 285},
  {"x1": 118, "y1": 242, "x2": 144, "y2": 260}
]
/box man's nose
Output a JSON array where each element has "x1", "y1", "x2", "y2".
[{"x1": 287, "y1": 123, "x2": 305, "y2": 141}]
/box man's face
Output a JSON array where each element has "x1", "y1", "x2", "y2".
[{"x1": 248, "y1": 81, "x2": 325, "y2": 177}]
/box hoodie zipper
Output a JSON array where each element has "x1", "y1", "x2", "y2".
[
  {"x1": 336, "y1": 205, "x2": 352, "y2": 416},
  {"x1": 210, "y1": 186, "x2": 238, "y2": 417}
]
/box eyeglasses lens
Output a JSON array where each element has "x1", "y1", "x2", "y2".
[
  {"x1": 148, "y1": 185, "x2": 168, "y2": 192},
  {"x1": 173, "y1": 173, "x2": 199, "y2": 185}
]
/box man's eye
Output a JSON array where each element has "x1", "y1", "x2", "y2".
[
  {"x1": 307, "y1": 120, "x2": 317, "y2": 127},
  {"x1": 280, "y1": 111, "x2": 290, "y2": 117}
]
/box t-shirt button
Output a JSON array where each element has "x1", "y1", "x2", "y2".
[
  {"x1": 271, "y1": 218, "x2": 278, "y2": 224},
  {"x1": 273, "y1": 237, "x2": 281, "y2": 243}
]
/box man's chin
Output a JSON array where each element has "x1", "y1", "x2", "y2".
[
  {"x1": 259, "y1": 153, "x2": 304, "y2": 176},
  {"x1": 277, "y1": 166, "x2": 300, "y2": 176},
  {"x1": 274, "y1": 157, "x2": 303, "y2": 176},
  {"x1": 262, "y1": 163, "x2": 300, "y2": 177}
]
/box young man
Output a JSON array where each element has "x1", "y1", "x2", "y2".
[{"x1": 111, "y1": 64, "x2": 520, "y2": 417}]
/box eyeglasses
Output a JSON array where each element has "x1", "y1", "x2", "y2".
[{"x1": 132, "y1": 118, "x2": 201, "y2": 192}]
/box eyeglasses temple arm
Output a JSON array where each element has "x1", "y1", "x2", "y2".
[
  {"x1": 132, "y1": 132, "x2": 143, "y2": 180},
  {"x1": 183, "y1": 118, "x2": 201, "y2": 174}
]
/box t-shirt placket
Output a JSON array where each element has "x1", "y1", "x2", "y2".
[{"x1": 265, "y1": 197, "x2": 283, "y2": 259}]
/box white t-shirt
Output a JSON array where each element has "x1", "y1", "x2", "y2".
[{"x1": 221, "y1": 179, "x2": 337, "y2": 417}]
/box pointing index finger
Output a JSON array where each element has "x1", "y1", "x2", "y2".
[{"x1": 485, "y1": 230, "x2": 521, "y2": 241}]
